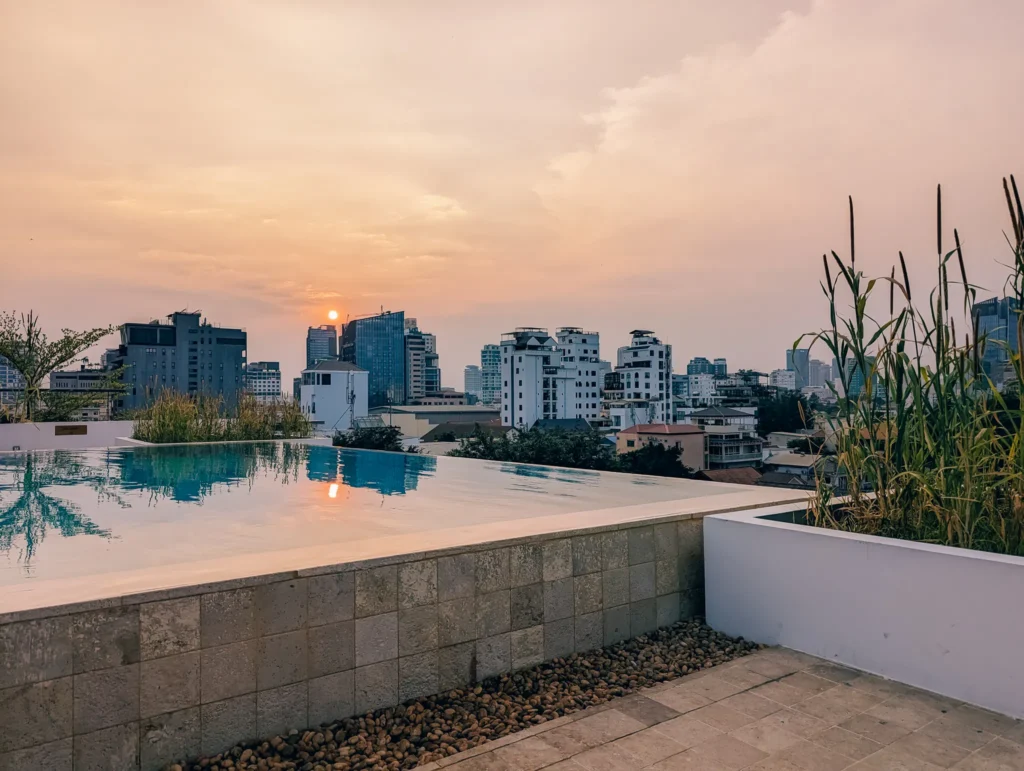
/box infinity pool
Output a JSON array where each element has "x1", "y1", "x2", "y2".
[{"x1": 0, "y1": 442, "x2": 803, "y2": 612}]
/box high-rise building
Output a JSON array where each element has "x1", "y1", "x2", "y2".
[
  {"x1": 769, "y1": 368, "x2": 797, "y2": 391},
  {"x1": 500, "y1": 328, "x2": 558, "y2": 427},
  {"x1": 245, "y1": 361, "x2": 282, "y2": 403},
  {"x1": 0, "y1": 355, "x2": 24, "y2": 407},
  {"x1": 972, "y1": 297, "x2": 1020, "y2": 384},
  {"x1": 713, "y1": 358, "x2": 728, "y2": 377},
  {"x1": 555, "y1": 327, "x2": 604, "y2": 423},
  {"x1": 605, "y1": 330, "x2": 673, "y2": 430},
  {"x1": 292, "y1": 376, "x2": 302, "y2": 402},
  {"x1": 404, "y1": 321, "x2": 441, "y2": 403},
  {"x1": 306, "y1": 325, "x2": 338, "y2": 368},
  {"x1": 786, "y1": 348, "x2": 811, "y2": 389},
  {"x1": 846, "y1": 356, "x2": 878, "y2": 399},
  {"x1": 687, "y1": 357, "x2": 714, "y2": 375},
  {"x1": 808, "y1": 359, "x2": 832, "y2": 389},
  {"x1": 341, "y1": 310, "x2": 406, "y2": 408},
  {"x1": 481, "y1": 344, "x2": 501, "y2": 405},
  {"x1": 112, "y1": 311, "x2": 247, "y2": 411},
  {"x1": 464, "y1": 365, "x2": 483, "y2": 402}
]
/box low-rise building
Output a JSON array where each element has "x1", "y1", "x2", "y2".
[
  {"x1": 299, "y1": 360, "x2": 368, "y2": 434},
  {"x1": 410, "y1": 389, "x2": 467, "y2": 406},
  {"x1": 686, "y1": 406, "x2": 758, "y2": 432},
  {"x1": 369, "y1": 404, "x2": 500, "y2": 438},
  {"x1": 704, "y1": 425, "x2": 764, "y2": 469},
  {"x1": 769, "y1": 368, "x2": 797, "y2": 391},
  {"x1": 50, "y1": 364, "x2": 116, "y2": 420},
  {"x1": 615, "y1": 424, "x2": 707, "y2": 470}
]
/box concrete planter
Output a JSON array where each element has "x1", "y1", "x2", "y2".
[{"x1": 705, "y1": 504, "x2": 1024, "y2": 718}]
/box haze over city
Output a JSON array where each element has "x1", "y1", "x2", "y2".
[{"x1": 2, "y1": 0, "x2": 1022, "y2": 385}]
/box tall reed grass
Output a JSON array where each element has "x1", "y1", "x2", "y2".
[
  {"x1": 132, "y1": 391, "x2": 312, "y2": 444},
  {"x1": 803, "y1": 176, "x2": 1024, "y2": 556}
]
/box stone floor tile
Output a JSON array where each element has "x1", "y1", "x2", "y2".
[
  {"x1": 752, "y1": 681, "x2": 811, "y2": 707},
  {"x1": 745, "y1": 757, "x2": 806, "y2": 771},
  {"x1": 811, "y1": 726, "x2": 884, "y2": 761},
  {"x1": 686, "y1": 733, "x2": 768, "y2": 769},
  {"x1": 951, "y1": 706, "x2": 1021, "y2": 737},
  {"x1": 612, "y1": 726, "x2": 686, "y2": 766},
  {"x1": 779, "y1": 672, "x2": 837, "y2": 697},
  {"x1": 647, "y1": 687, "x2": 712, "y2": 715},
  {"x1": 886, "y1": 731, "x2": 971, "y2": 768},
  {"x1": 572, "y1": 743, "x2": 641, "y2": 771},
  {"x1": 916, "y1": 716, "x2": 995, "y2": 752},
  {"x1": 950, "y1": 737, "x2": 1024, "y2": 770},
  {"x1": 541, "y1": 723, "x2": 603, "y2": 757},
  {"x1": 690, "y1": 703, "x2": 756, "y2": 732},
  {"x1": 449, "y1": 751, "x2": 516, "y2": 770},
  {"x1": 730, "y1": 717, "x2": 805, "y2": 754},
  {"x1": 545, "y1": 762, "x2": 585, "y2": 771},
  {"x1": 570, "y1": 709, "x2": 647, "y2": 744},
  {"x1": 613, "y1": 695, "x2": 681, "y2": 728},
  {"x1": 804, "y1": 663, "x2": 862, "y2": 685},
  {"x1": 717, "y1": 665, "x2": 773, "y2": 689},
  {"x1": 793, "y1": 687, "x2": 884, "y2": 725},
  {"x1": 649, "y1": 750, "x2": 733, "y2": 770},
  {"x1": 745, "y1": 655, "x2": 805, "y2": 680},
  {"x1": 720, "y1": 691, "x2": 784, "y2": 719},
  {"x1": 846, "y1": 744, "x2": 945, "y2": 770},
  {"x1": 1001, "y1": 721, "x2": 1024, "y2": 747},
  {"x1": 845, "y1": 673, "x2": 915, "y2": 700},
  {"x1": 774, "y1": 739, "x2": 854, "y2": 770},
  {"x1": 839, "y1": 712, "x2": 913, "y2": 745},
  {"x1": 490, "y1": 735, "x2": 567, "y2": 771},
  {"x1": 864, "y1": 700, "x2": 941, "y2": 732},
  {"x1": 674, "y1": 674, "x2": 746, "y2": 702},
  {"x1": 654, "y1": 716, "x2": 723, "y2": 750},
  {"x1": 759, "y1": 708, "x2": 830, "y2": 739}
]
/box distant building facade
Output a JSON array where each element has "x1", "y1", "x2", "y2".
[
  {"x1": 687, "y1": 357, "x2": 714, "y2": 375},
  {"x1": 410, "y1": 389, "x2": 467, "y2": 406},
  {"x1": 404, "y1": 320, "x2": 441, "y2": 404},
  {"x1": 604, "y1": 330, "x2": 673, "y2": 430},
  {"x1": 704, "y1": 425, "x2": 764, "y2": 469},
  {"x1": 245, "y1": 361, "x2": 282, "y2": 403},
  {"x1": 50, "y1": 364, "x2": 114, "y2": 420},
  {"x1": 299, "y1": 360, "x2": 368, "y2": 433},
  {"x1": 480, "y1": 344, "x2": 501, "y2": 405},
  {"x1": 973, "y1": 297, "x2": 1020, "y2": 385},
  {"x1": 713, "y1": 358, "x2": 728, "y2": 377},
  {"x1": 769, "y1": 368, "x2": 797, "y2": 391},
  {"x1": 786, "y1": 348, "x2": 811, "y2": 389},
  {"x1": 500, "y1": 328, "x2": 560, "y2": 427},
  {"x1": 306, "y1": 325, "x2": 338, "y2": 368},
  {"x1": 341, "y1": 311, "x2": 406, "y2": 408},
  {"x1": 0, "y1": 355, "x2": 24, "y2": 406},
  {"x1": 616, "y1": 424, "x2": 707, "y2": 471},
  {"x1": 555, "y1": 327, "x2": 605, "y2": 424},
  {"x1": 808, "y1": 359, "x2": 832, "y2": 388},
  {"x1": 112, "y1": 311, "x2": 247, "y2": 411},
  {"x1": 464, "y1": 365, "x2": 483, "y2": 401}
]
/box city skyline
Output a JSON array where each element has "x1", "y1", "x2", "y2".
[{"x1": 3, "y1": 1, "x2": 1023, "y2": 386}]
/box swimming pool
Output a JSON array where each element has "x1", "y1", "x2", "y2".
[{"x1": 0, "y1": 441, "x2": 803, "y2": 613}]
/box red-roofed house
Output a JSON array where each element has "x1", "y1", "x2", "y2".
[{"x1": 615, "y1": 424, "x2": 707, "y2": 470}]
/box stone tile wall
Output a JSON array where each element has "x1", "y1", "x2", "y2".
[{"x1": 0, "y1": 517, "x2": 704, "y2": 771}]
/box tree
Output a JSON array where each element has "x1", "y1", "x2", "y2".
[
  {"x1": 617, "y1": 443, "x2": 696, "y2": 478},
  {"x1": 757, "y1": 391, "x2": 809, "y2": 436},
  {"x1": 333, "y1": 425, "x2": 415, "y2": 452},
  {"x1": 0, "y1": 312, "x2": 117, "y2": 421},
  {"x1": 448, "y1": 427, "x2": 620, "y2": 471}
]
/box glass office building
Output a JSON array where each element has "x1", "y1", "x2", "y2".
[{"x1": 340, "y1": 311, "x2": 406, "y2": 408}]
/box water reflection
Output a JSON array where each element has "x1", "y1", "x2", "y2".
[{"x1": 0, "y1": 443, "x2": 437, "y2": 570}]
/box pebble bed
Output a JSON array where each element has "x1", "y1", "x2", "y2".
[{"x1": 169, "y1": 618, "x2": 760, "y2": 771}]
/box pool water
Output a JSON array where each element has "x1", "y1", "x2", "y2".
[{"x1": 0, "y1": 442, "x2": 749, "y2": 588}]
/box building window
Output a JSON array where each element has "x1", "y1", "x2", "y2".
[{"x1": 322, "y1": 373, "x2": 332, "y2": 385}]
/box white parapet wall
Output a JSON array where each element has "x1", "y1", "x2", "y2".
[
  {"x1": 704, "y1": 505, "x2": 1024, "y2": 718},
  {"x1": 0, "y1": 420, "x2": 137, "y2": 451}
]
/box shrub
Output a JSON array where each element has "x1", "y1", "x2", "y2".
[
  {"x1": 333, "y1": 425, "x2": 410, "y2": 452},
  {"x1": 133, "y1": 391, "x2": 312, "y2": 443}
]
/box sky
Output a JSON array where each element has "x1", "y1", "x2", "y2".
[{"x1": 2, "y1": 0, "x2": 1023, "y2": 390}]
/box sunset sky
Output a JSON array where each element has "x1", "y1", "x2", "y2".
[{"x1": 2, "y1": 0, "x2": 1023, "y2": 388}]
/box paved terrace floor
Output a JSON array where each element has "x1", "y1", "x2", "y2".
[{"x1": 432, "y1": 648, "x2": 1024, "y2": 771}]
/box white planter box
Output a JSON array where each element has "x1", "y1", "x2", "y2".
[{"x1": 705, "y1": 504, "x2": 1024, "y2": 718}]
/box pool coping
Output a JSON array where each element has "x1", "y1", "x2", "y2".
[{"x1": 0, "y1": 487, "x2": 808, "y2": 625}]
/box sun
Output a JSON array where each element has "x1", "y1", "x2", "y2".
[{"x1": 327, "y1": 310, "x2": 339, "y2": 320}]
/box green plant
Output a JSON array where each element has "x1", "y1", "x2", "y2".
[
  {"x1": 133, "y1": 391, "x2": 312, "y2": 443},
  {"x1": 0, "y1": 312, "x2": 117, "y2": 421},
  {"x1": 333, "y1": 425, "x2": 408, "y2": 452},
  {"x1": 802, "y1": 177, "x2": 1024, "y2": 556}
]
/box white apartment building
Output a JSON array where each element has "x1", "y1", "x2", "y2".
[
  {"x1": 604, "y1": 330, "x2": 673, "y2": 430},
  {"x1": 500, "y1": 328, "x2": 560, "y2": 427},
  {"x1": 245, "y1": 361, "x2": 282, "y2": 403},
  {"x1": 769, "y1": 368, "x2": 797, "y2": 391},
  {"x1": 299, "y1": 360, "x2": 368, "y2": 434},
  {"x1": 554, "y1": 327, "x2": 605, "y2": 423}
]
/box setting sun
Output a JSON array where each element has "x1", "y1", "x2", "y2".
[{"x1": 327, "y1": 310, "x2": 339, "y2": 321}]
